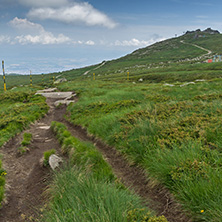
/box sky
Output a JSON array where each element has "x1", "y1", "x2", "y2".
[{"x1": 0, "y1": 0, "x2": 222, "y2": 74}]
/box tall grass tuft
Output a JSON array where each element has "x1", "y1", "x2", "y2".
[{"x1": 42, "y1": 167, "x2": 141, "y2": 221}]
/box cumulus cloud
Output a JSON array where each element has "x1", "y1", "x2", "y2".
[
  {"x1": 15, "y1": 33, "x2": 71, "y2": 45},
  {"x1": 28, "y1": 2, "x2": 117, "y2": 29},
  {"x1": 0, "y1": 35, "x2": 11, "y2": 44},
  {"x1": 9, "y1": 17, "x2": 96, "y2": 45},
  {"x1": 9, "y1": 17, "x2": 45, "y2": 34},
  {"x1": 85, "y1": 40, "x2": 95, "y2": 45},
  {"x1": 19, "y1": 0, "x2": 69, "y2": 8},
  {"x1": 114, "y1": 37, "x2": 165, "y2": 47},
  {"x1": 9, "y1": 17, "x2": 71, "y2": 44},
  {"x1": 114, "y1": 38, "x2": 150, "y2": 47}
]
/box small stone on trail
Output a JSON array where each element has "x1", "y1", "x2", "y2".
[
  {"x1": 54, "y1": 100, "x2": 75, "y2": 106},
  {"x1": 49, "y1": 154, "x2": 63, "y2": 171},
  {"x1": 39, "y1": 126, "x2": 50, "y2": 130}
]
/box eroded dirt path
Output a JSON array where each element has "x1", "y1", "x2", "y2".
[
  {"x1": 0, "y1": 89, "x2": 191, "y2": 222},
  {"x1": 60, "y1": 120, "x2": 192, "y2": 222},
  {"x1": 0, "y1": 94, "x2": 70, "y2": 222}
]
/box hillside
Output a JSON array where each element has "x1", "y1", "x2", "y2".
[{"x1": 56, "y1": 28, "x2": 222, "y2": 83}]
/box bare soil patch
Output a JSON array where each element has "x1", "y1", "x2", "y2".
[{"x1": 0, "y1": 97, "x2": 66, "y2": 222}]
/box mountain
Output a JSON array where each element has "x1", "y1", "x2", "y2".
[{"x1": 55, "y1": 28, "x2": 222, "y2": 83}]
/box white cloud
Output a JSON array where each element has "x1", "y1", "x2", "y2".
[
  {"x1": 73, "y1": 40, "x2": 95, "y2": 46},
  {"x1": 15, "y1": 33, "x2": 71, "y2": 45},
  {"x1": 19, "y1": 0, "x2": 69, "y2": 8},
  {"x1": 9, "y1": 17, "x2": 97, "y2": 45},
  {"x1": 85, "y1": 40, "x2": 95, "y2": 46},
  {"x1": 9, "y1": 17, "x2": 44, "y2": 34},
  {"x1": 10, "y1": 17, "x2": 71, "y2": 45},
  {"x1": 0, "y1": 35, "x2": 11, "y2": 44},
  {"x1": 28, "y1": 2, "x2": 117, "y2": 29},
  {"x1": 114, "y1": 38, "x2": 164, "y2": 47}
]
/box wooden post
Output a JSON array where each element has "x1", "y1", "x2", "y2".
[
  {"x1": 2, "y1": 61, "x2": 6, "y2": 91},
  {"x1": 30, "y1": 70, "x2": 32, "y2": 86},
  {"x1": 93, "y1": 73, "x2": 95, "y2": 81}
]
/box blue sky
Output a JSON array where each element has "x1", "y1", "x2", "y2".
[{"x1": 0, "y1": 0, "x2": 221, "y2": 74}]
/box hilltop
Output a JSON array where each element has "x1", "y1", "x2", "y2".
[{"x1": 185, "y1": 28, "x2": 220, "y2": 36}]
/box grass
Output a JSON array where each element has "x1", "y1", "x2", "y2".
[
  {"x1": 0, "y1": 88, "x2": 48, "y2": 206},
  {"x1": 57, "y1": 77, "x2": 222, "y2": 221},
  {"x1": 51, "y1": 121, "x2": 115, "y2": 182},
  {"x1": 41, "y1": 166, "x2": 167, "y2": 222},
  {"x1": 17, "y1": 132, "x2": 33, "y2": 155},
  {"x1": 0, "y1": 159, "x2": 6, "y2": 207},
  {"x1": 43, "y1": 149, "x2": 56, "y2": 166},
  {"x1": 44, "y1": 121, "x2": 168, "y2": 221},
  {"x1": 0, "y1": 89, "x2": 48, "y2": 147},
  {"x1": 21, "y1": 132, "x2": 32, "y2": 146}
]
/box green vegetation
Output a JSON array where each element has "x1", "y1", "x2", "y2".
[
  {"x1": 42, "y1": 166, "x2": 167, "y2": 222},
  {"x1": 43, "y1": 121, "x2": 168, "y2": 221},
  {"x1": 57, "y1": 77, "x2": 222, "y2": 221},
  {"x1": 0, "y1": 90, "x2": 48, "y2": 148},
  {"x1": 0, "y1": 159, "x2": 6, "y2": 207},
  {"x1": 17, "y1": 133, "x2": 32, "y2": 154},
  {"x1": 56, "y1": 32, "x2": 222, "y2": 84},
  {"x1": 43, "y1": 149, "x2": 56, "y2": 166},
  {"x1": 51, "y1": 121, "x2": 115, "y2": 181},
  {"x1": 1, "y1": 74, "x2": 56, "y2": 90},
  {"x1": 21, "y1": 132, "x2": 32, "y2": 146}
]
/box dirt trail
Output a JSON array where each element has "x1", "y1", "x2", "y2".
[
  {"x1": 0, "y1": 89, "x2": 191, "y2": 222},
  {"x1": 60, "y1": 120, "x2": 192, "y2": 222},
  {"x1": 0, "y1": 96, "x2": 67, "y2": 222}
]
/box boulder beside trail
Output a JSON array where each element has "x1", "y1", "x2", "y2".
[{"x1": 49, "y1": 154, "x2": 63, "y2": 170}]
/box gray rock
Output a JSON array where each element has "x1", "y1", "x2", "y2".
[
  {"x1": 49, "y1": 154, "x2": 63, "y2": 170},
  {"x1": 180, "y1": 82, "x2": 195, "y2": 87},
  {"x1": 54, "y1": 100, "x2": 75, "y2": 106},
  {"x1": 164, "y1": 83, "x2": 174, "y2": 87}
]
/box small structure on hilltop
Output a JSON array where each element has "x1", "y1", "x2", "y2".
[{"x1": 184, "y1": 28, "x2": 220, "y2": 39}]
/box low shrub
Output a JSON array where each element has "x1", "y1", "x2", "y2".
[
  {"x1": 43, "y1": 149, "x2": 56, "y2": 166},
  {"x1": 0, "y1": 161, "x2": 6, "y2": 206}
]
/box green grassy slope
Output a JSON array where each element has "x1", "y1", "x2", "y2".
[
  {"x1": 59, "y1": 32, "x2": 222, "y2": 83},
  {"x1": 58, "y1": 77, "x2": 222, "y2": 221}
]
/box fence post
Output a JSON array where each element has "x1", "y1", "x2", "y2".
[
  {"x1": 30, "y1": 70, "x2": 32, "y2": 86},
  {"x1": 2, "y1": 61, "x2": 6, "y2": 91}
]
